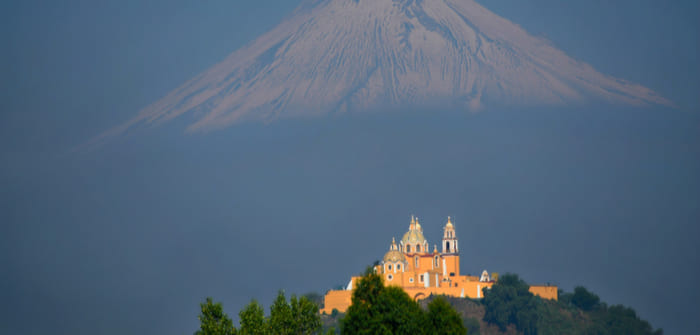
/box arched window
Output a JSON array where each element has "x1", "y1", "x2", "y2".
[
  {"x1": 388, "y1": 264, "x2": 392, "y2": 270},
  {"x1": 397, "y1": 264, "x2": 401, "y2": 270},
  {"x1": 435, "y1": 256, "x2": 439, "y2": 267},
  {"x1": 406, "y1": 245, "x2": 411, "y2": 253},
  {"x1": 446, "y1": 241, "x2": 451, "y2": 252},
  {"x1": 416, "y1": 244, "x2": 421, "y2": 252},
  {"x1": 415, "y1": 256, "x2": 419, "y2": 268}
]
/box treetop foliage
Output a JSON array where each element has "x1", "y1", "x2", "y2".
[
  {"x1": 341, "y1": 267, "x2": 465, "y2": 335},
  {"x1": 238, "y1": 299, "x2": 265, "y2": 335},
  {"x1": 196, "y1": 292, "x2": 321, "y2": 335},
  {"x1": 195, "y1": 297, "x2": 236, "y2": 335},
  {"x1": 571, "y1": 286, "x2": 600, "y2": 311}
]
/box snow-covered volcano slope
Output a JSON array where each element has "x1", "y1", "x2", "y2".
[{"x1": 104, "y1": 0, "x2": 671, "y2": 135}]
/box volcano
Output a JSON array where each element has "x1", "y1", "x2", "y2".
[{"x1": 101, "y1": 0, "x2": 671, "y2": 137}]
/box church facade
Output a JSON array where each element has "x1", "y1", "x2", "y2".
[{"x1": 321, "y1": 216, "x2": 557, "y2": 314}]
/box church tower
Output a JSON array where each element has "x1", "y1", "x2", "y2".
[{"x1": 441, "y1": 216, "x2": 460, "y2": 277}]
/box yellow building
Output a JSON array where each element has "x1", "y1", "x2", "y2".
[{"x1": 321, "y1": 216, "x2": 557, "y2": 314}]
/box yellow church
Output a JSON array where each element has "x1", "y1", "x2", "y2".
[{"x1": 321, "y1": 216, "x2": 557, "y2": 314}]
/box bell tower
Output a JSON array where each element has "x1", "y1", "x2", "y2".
[
  {"x1": 442, "y1": 216, "x2": 458, "y2": 253},
  {"x1": 441, "y1": 216, "x2": 460, "y2": 277}
]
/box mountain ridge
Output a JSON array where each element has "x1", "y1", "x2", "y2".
[{"x1": 89, "y1": 0, "x2": 672, "y2": 146}]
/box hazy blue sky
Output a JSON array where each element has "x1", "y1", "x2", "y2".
[{"x1": 1, "y1": 1, "x2": 698, "y2": 334}]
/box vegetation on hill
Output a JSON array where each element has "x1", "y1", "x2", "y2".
[
  {"x1": 479, "y1": 273, "x2": 663, "y2": 335},
  {"x1": 194, "y1": 270, "x2": 662, "y2": 335}
]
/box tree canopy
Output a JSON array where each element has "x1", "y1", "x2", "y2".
[
  {"x1": 426, "y1": 297, "x2": 467, "y2": 335},
  {"x1": 571, "y1": 286, "x2": 600, "y2": 311},
  {"x1": 482, "y1": 275, "x2": 663, "y2": 335},
  {"x1": 341, "y1": 267, "x2": 466, "y2": 335},
  {"x1": 196, "y1": 292, "x2": 320, "y2": 335},
  {"x1": 482, "y1": 273, "x2": 539, "y2": 335},
  {"x1": 195, "y1": 297, "x2": 236, "y2": 335},
  {"x1": 238, "y1": 299, "x2": 266, "y2": 335}
]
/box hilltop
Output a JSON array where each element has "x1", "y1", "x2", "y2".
[{"x1": 318, "y1": 273, "x2": 663, "y2": 335}]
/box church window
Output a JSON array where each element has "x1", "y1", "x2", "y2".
[
  {"x1": 434, "y1": 256, "x2": 439, "y2": 267},
  {"x1": 388, "y1": 264, "x2": 392, "y2": 270},
  {"x1": 397, "y1": 264, "x2": 401, "y2": 270},
  {"x1": 416, "y1": 244, "x2": 421, "y2": 252},
  {"x1": 415, "y1": 256, "x2": 419, "y2": 268},
  {"x1": 446, "y1": 241, "x2": 451, "y2": 252},
  {"x1": 419, "y1": 274, "x2": 424, "y2": 282},
  {"x1": 406, "y1": 245, "x2": 411, "y2": 253},
  {"x1": 409, "y1": 277, "x2": 414, "y2": 283},
  {"x1": 387, "y1": 274, "x2": 393, "y2": 281}
]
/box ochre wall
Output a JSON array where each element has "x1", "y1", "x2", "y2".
[
  {"x1": 443, "y1": 255, "x2": 459, "y2": 277},
  {"x1": 320, "y1": 290, "x2": 352, "y2": 314},
  {"x1": 528, "y1": 285, "x2": 558, "y2": 300}
]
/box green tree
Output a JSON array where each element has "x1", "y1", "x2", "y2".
[
  {"x1": 342, "y1": 267, "x2": 436, "y2": 334},
  {"x1": 482, "y1": 273, "x2": 540, "y2": 335},
  {"x1": 341, "y1": 268, "x2": 388, "y2": 335},
  {"x1": 598, "y1": 304, "x2": 663, "y2": 335},
  {"x1": 269, "y1": 291, "x2": 294, "y2": 335},
  {"x1": 290, "y1": 294, "x2": 322, "y2": 334},
  {"x1": 238, "y1": 299, "x2": 266, "y2": 335},
  {"x1": 195, "y1": 297, "x2": 236, "y2": 335},
  {"x1": 571, "y1": 286, "x2": 600, "y2": 311},
  {"x1": 425, "y1": 296, "x2": 467, "y2": 335},
  {"x1": 375, "y1": 286, "x2": 427, "y2": 334}
]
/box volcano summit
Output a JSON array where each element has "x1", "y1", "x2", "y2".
[{"x1": 102, "y1": 0, "x2": 671, "y2": 137}]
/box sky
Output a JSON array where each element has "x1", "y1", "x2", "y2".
[{"x1": 1, "y1": 0, "x2": 699, "y2": 334}]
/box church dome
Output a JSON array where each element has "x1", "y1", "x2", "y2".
[
  {"x1": 383, "y1": 237, "x2": 406, "y2": 263},
  {"x1": 383, "y1": 249, "x2": 406, "y2": 263},
  {"x1": 401, "y1": 229, "x2": 427, "y2": 245},
  {"x1": 402, "y1": 216, "x2": 427, "y2": 245}
]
